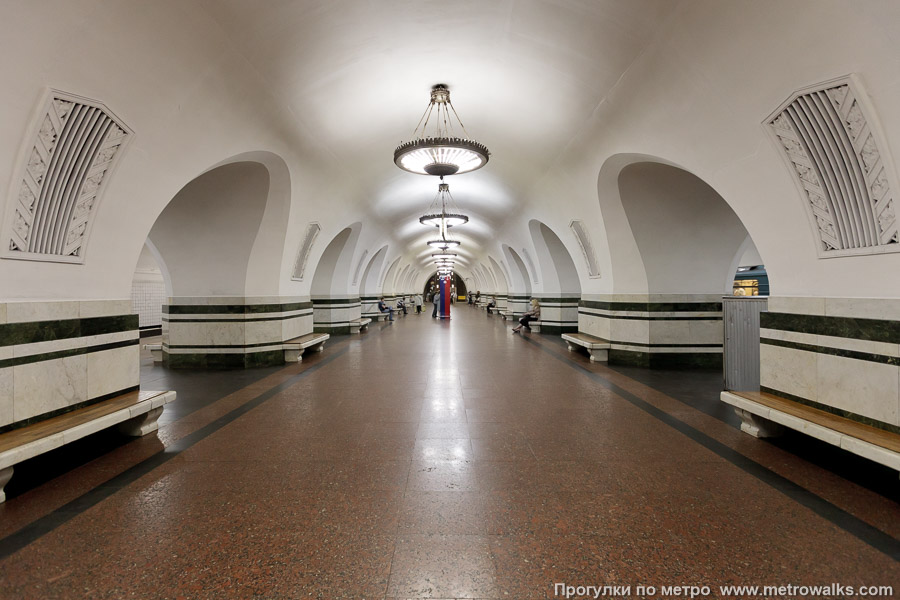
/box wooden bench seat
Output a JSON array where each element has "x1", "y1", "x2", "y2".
[
  {"x1": 283, "y1": 332, "x2": 330, "y2": 362},
  {"x1": 721, "y1": 390, "x2": 900, "y2": 475},
  {"x1": 350, "y1": 317, "x2": 371, "y2": 333},
  {"x1": 561, "y1": 332, "x2": 610, "y2": 362},
  {"x1": 142, "y1": 343, "x2": 162, "y2": 362},
  {"x1": 0, "y1": 389, "x2": 176, "y2": 502}
]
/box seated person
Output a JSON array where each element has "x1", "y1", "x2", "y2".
[
  {"x1": 377, "y1": 298, "x2": 394, "y2": 321},
  {"x1": 396, "y1": 297, "x2": 408, "y2": 314},
  {"x1": 486, "y1": 297, "x2": 496, "y2": 314}
]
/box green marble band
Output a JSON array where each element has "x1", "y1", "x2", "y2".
[
  {"x1": 760, "y1": 337, "x2": 899, "y2": 366},
  {"x1": 760, "y1": 385, "x2": 900, "y2": 435},
  {"x1": 762, "y1": 312, "x2": 900, "y2": 344},
  {"x1": 164, "y1": 302, "x2": 313, "y2": 314},
  {"x1": 0, "y1": 315, "x2": 138, "y2": 348},
  {"x1": 162, "y1": 311, "x2": 311, "y2": 324},
  {"x1": 0, "y1": 384, "x2": 141, "y2": 435},
  {"x1": 580, "y1": 300, "x2": 722, "y2": 312},
  {"x1": 0, "y1": 339, "x2": 138, "y2": 369},
  {"x1": 609, "y1": 349, "x2": 722, "y2": 369},
  {"x1": 311, "y1": 298, "x2": 362, "y2": 305},
  {"x1": 578, "y1": 310, "x2": 721, "y2": 322},
  {"x1": 163, "y1": 350, "x2": 285, "y2": 369}
]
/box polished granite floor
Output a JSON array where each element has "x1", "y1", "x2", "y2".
[{"x1": 0, "y1": 307, "x2": 898, "y2": 599}]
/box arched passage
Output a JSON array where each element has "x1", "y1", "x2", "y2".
[
  {"x1": 528, "y1": 220, "x2": 581, "y2": 333},
  {"x1": 502, "y1": 244, "x2": 533, "y2": 319},
  {"x1": 146, "y1": 155, "x2": 305, "y2": 368},
  {"x1": 360, "y1": 245, "x2": 388, "y2": 318},
  {"x1": 589, "y1": 155, "x2": 764, "y2": 368},
  {"x1": 310, "y1": 224, "x2": 363, "y2": 333}
]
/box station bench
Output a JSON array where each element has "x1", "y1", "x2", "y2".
[
  {"x1": 0, "y1": 389, "x2": 176, "y2": 503},
  {"x1": 283, "y1": 332, "x2": 330, "y2": 362},
  {"x1": 350, "y1": 317, "x2": 371, "y2": 333},
  {"x1": 721, "y1": 390, "x2": 900, "y2": 476},
  {"x1": 561, "y1": 332, "x2": 610, "y2": 362}
]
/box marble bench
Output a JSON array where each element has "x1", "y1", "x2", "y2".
[
  {"x1": 350, "y1": 317, "x2": 371, "y2": 333},
  {"x1": 0, "y1": 389, "x2": 176, "y2": 503},
  {"x1": 721, "y1": 390, "x2": 900, "y2": 476},
  {"x1": 283, "y1": 332, "x2": 330, "y2": 362},
  {"x1": 561, "y1": 332, "x2": 610, "y2": 362},
  {"x1": 370, "y1": 312, "x2": 392, "y2": 322},
  {"x1": 142, "y1": 343, "x2": 162, "y2": 362}
]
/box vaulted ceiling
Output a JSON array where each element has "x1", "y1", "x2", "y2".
[{"x1": 195, "y1": 0, "x2": 678, "y2": 271}]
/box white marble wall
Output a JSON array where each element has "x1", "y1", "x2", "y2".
[
  {"x1": 312, "y1": 297, "x2": 362, "y2": 333},
  {"x1": 0, "y1": 300, "x2": 139, "y2": 429},
  {"x1": 162, "y1": 296, "x2": 313, "y2": 366},
  {"x1": 760, "y1": 296, "x2": 900, "y2": 429}
]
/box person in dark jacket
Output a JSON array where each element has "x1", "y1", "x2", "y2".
[{"x1": 512, "y1": 298, "x2": 540, "y2": 333}]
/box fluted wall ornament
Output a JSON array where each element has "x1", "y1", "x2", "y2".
[
  {"x1": 2, "y1": 89, "x2": 132, "y2": 263},
  {"x1": 766, "y1": 74, "x2": 899, "y2": 257},
  {"x1": 394, "y1": 84, "x2": 489, "y2": 176}
]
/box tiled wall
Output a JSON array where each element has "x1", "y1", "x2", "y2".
[
  {"x1": 131, "y1": 280, "x2": 167, "y2": 329},
  {"x1": 578, "y1": 294, "x2": 724, "y2": 368},
  {"x1": 759, "y1": 296, "x2": 900, "y2": 434},
  {"x1": 0, "y1": 300, "x2": 140, "y2": 431}
]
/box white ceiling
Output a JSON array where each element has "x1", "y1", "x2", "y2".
[{"x1": 195, "y1": 0, "x2": 678, "y2": 268}]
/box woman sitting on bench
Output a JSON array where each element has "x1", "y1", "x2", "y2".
[{"x1": 512, "y1": 298, "x2": 540, "y2": 333}]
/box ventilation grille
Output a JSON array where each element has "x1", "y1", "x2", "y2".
[
  {"x1": 569, "y1": 219, "x2": 601, "y2": 277},
  {"x1": 521, "y1": 248, "x2": 539, "y2": 283},
  {"x1": 4, "y1": 90, "x2": 131, "y2": 263},
  {"x1": 767, "y1": 76, "x2": 897, "y2": 256},
  {"x1": 291, "y1": 222, "x2": 321, "y2": 281},
  {"x1": 352, "y1": 249, "x2": 368, "y2": 285}
]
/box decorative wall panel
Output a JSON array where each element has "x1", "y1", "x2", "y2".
[
  {"x1": 766, "y1": 75, "x2": 898, "y2": 257},
  {"x1": 569, "y1": 219, "x2": 601, "y2": 277},
  {"x1": 3, "y1": 90, "x2": 131, "y2": 263},
  {"x1": 291, "y1": 222, "x2": 321, "y2": 281}
]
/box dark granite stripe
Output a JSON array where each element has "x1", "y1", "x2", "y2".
[
  {"x1": 164, "y1": 302, "x2": 313, "y2": 315},
  {"x1": 311, "y1": 298, "x2": 362, "y2": 305},
  {"x1": 579, "y1": 300, "x2": 723, "y2": 312},
  {"x1": 162, "y1": 312, "x2": 311, "y2": 324},
  {"x1": 578, "y1": 310, "x2": 722, "y2": 322},
  {"x1": 760, "y1": 386, "x2": 900, "y2": 436},
  {"x1": 518, "y1": 332, "x2": 900, "y2": 560},
  {"x1": 534, "y1": 297, "x2": 581, "y2": 303},
  {"x1": 760, "y1": 337, "x2": 899, "y2": 366},
  {"x1": 0, "y1": 384, "x2": 141, "y2": 435},
  {"x1": 762, "y1": 312, "x2": 900, "y2": 344},
  {"x1": 0, "y1": 339, "x2": 139, "y2": 369},
  {"x1": 609, "y1": 341, "x2": 722, "y2": 348},
  {"x1": 0, "y1": 315, "x2": 137, "y2": 347},
  {"x1": 164, "y1": 342, "x2": 285, "y2": 350}
]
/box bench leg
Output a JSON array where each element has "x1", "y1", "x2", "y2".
[
  {"x1": 0, "y1": 466, "x2": 13, "y2": 503},
  {"x1": 733, "y1": 408, "x2": 784, "y2": 438},
  {"x1": 566, "y1": 343, "x2": 575, "y2": 352},
  {"x1": 315, "y1": 342, "x2": 326, "y2": 352},
  {"x1": 118, "y1": 407, "x2": 165, "y2": 437},
  {"x1": 588, "y1": 349, "x2": 608, "y2": 362},
  {"x1": 284, "y1": 348, "x2": 305, "y2": 363}
]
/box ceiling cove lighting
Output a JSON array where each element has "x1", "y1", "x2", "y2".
[
  {"x1": 419, "y1": 179, "x2": 468, "y2": 228},
  {"x1": 394, "y1": 84, "x2": 490, "y2": 176}
]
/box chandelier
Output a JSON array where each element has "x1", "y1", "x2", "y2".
[
  {"x1": 419, "y1": 179, "x2": 468, "y2": 228},
  {"x1": 394, "y1": 84, "x2": 490, "y2": 176},
  {"x1": 432, "y1": 252, "x2": 457, "y2": 260},
  {"x1": 427, "y1": 236, "x2": 460, "y2": 250}
]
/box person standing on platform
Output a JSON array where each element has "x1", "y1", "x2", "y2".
[
  {"x1": 432, "y1": 291, "x2": 440, "y2": 318},
  {"x1": 512, "y1": 298, "x2": 540, "y2": 333},
  {"x1": 415, "y1": 294, "x2": 423, "y2": 314}
]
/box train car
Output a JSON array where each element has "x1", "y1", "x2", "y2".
[{"x1": 733, "y1": 265, "x2": 769, "y2": 296}]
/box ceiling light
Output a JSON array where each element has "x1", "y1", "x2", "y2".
[
  {"x1": 428, "y1": 238, "x2": 460, "y2": 250},
  {"x1": 394, "y1": 84, "x2": 490, "y2": 176},
  {"x1": 432, "y1": 252, "x2": 457, "y2": 260},
  {"x1": 419, "y1": 180, "x2": 468, "y2": 228}
]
